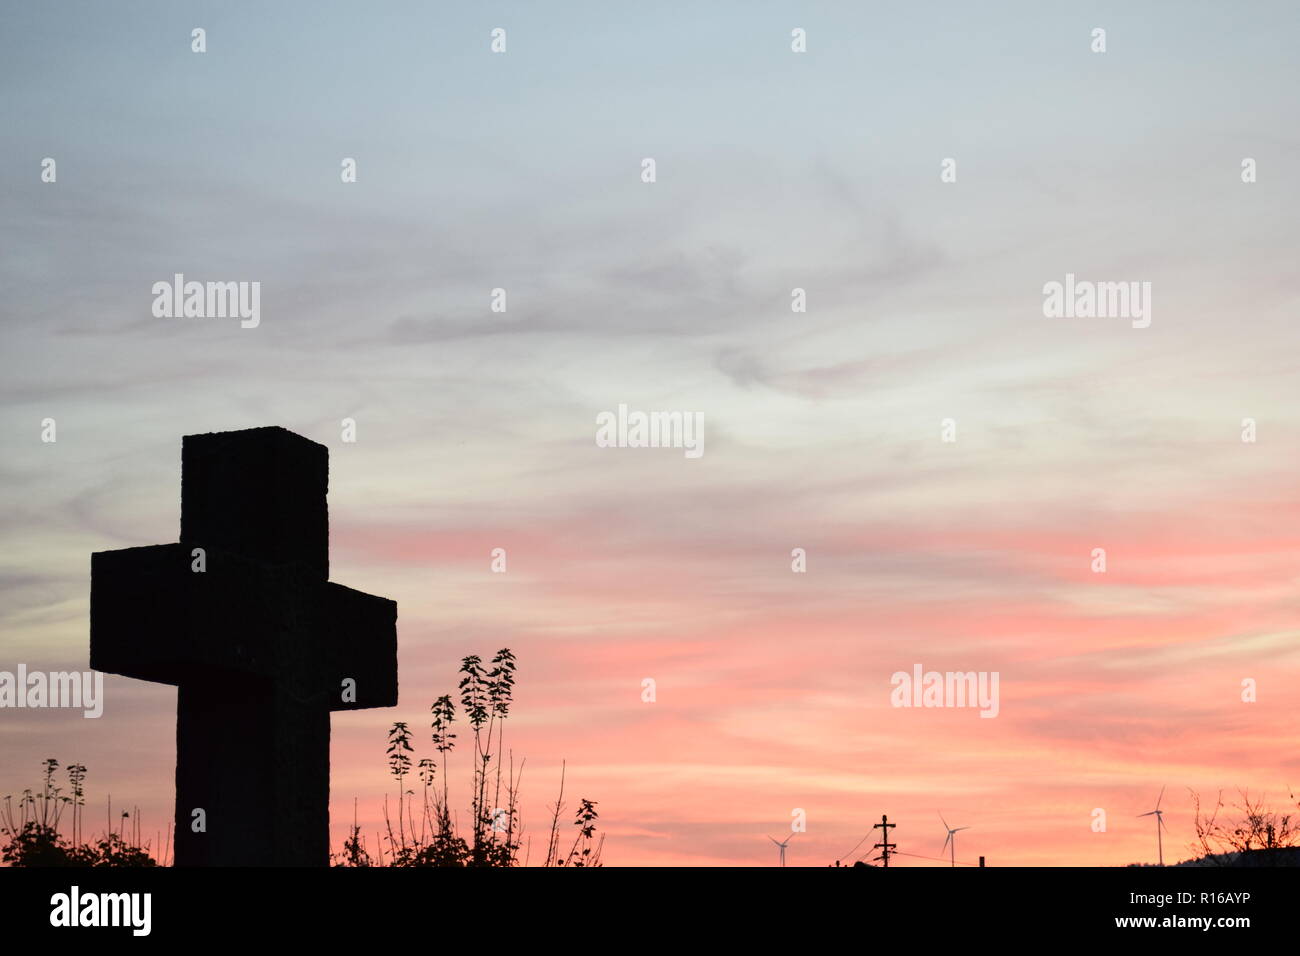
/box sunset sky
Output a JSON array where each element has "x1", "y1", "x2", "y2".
[{"x1": 3, "y1": 1, "x2": 1299, "y2": 866}]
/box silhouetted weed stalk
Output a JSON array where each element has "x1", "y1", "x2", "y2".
[
  {"x1": 1, "y1": 758, "x2": 162, "y2": 866},
  {"x1": 336, "y1": 647, "x2": 604, "y2": 867}
]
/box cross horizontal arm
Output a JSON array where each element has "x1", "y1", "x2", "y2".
[
  {"x1": 323, "y1": 581, "x2": 397, "y2": 711},
  {"x1": 91, "y1": 544, "x2": 396, "y2": 709}
]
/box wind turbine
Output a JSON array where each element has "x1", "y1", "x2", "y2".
[
  {"x1": 1138, "y1": 786, "x2": 1168, "y2": 866},
  {"x1": 939, "y1": 813, "x2": 970, "y2": 867},
  {"x1": 767, "y1": 831, "x2": 798, "y2": 867}
]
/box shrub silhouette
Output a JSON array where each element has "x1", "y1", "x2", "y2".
[{"x1": 1189, "y1": 788, "x2": 1300, "y2": 863}]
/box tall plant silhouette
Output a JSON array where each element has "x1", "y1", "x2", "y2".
[
  {"x1": 486, "y1": 648, "x2": 517, "y2": 859},
  {"x1": 342, "y1": 647, "x2": 600, "y2": 867},
  {"x1": 458, "y1": 653, "x2": 491, "y2": 860},
  {"x1": 386, "y1": 722, "x2": 413, "y2": 854}
]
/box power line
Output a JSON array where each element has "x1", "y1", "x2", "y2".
[{"x1": 837, "y1": 832, "x2": 871, "y2": 862}]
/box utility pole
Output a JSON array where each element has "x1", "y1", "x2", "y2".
[{"x1": 872, "y1": 814, "x2": 897, "y2": 867}]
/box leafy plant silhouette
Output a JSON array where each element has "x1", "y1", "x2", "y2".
[
  {"x1": 1, "y1": 759, "x2": 160, "y2": 866},
  {"x1": 336, "y1": 647, "x2": 603, "y2": 867}
]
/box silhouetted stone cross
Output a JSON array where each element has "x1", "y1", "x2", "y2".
[{"x1": 90, "y1": 427, "x2": 397, "y2": 866}]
